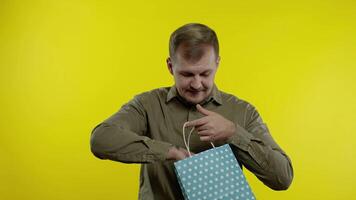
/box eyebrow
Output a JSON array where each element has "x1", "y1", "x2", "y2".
[{"x1": 180, "y1": 69, "x2": 212, "y2": 74}]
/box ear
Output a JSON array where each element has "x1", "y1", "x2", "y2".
[
  {"x1": 216, "y1": 56, "x2": 221, "y2": 69},
  {"x1": 166, "y1": 57, "x2": 174, "y2": 75}
]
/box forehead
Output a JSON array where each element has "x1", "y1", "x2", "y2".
[{"x1": 174, "y1": 44, "x2": 217, "y2": 73}]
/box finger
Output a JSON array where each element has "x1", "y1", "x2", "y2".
[
  {"x1": 196, "y1": 104, "x2": 214, "y2": 116},
  {"x1": 176, "y1": 151, "x2": 187, "y2": 160},
  {"x1": 180, "y1": 148, "x2": 194, "y2": 156},
  {"x1": 197, "y1": 129, "x2": 213, "y2": 136},
  {"x1": 185, "y1": 117, "x2": 208, "y2": 127},
  {"x1": 186, "y1": 151, "x2": 195, "y2": 156},
  {"x1": 199, "y1": 136, "x2": 212, "y2": 142},
  {"x1": 196, "y1": 124, "x2": 209, "y2": 131}
]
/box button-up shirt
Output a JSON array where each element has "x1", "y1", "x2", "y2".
[{"x1": 90, "y1": 84, "x2": 293, "y2": 199}]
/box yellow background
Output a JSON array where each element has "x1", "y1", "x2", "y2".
[{"x1": 1, "y1": 0, "x2": 355, "y2": 199}]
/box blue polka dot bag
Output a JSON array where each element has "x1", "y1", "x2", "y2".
[{"x1": 174, "y1": 123, "x2": 256, "y2": 200}]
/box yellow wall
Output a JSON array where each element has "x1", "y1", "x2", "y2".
[{"x1": 1, "y1": 0, "x2": 355, "y2": 199}]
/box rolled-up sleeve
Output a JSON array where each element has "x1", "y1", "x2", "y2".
[
  {"x1": 90, "y1": 95, "x2": 173, "y2": 163},
  {"x1": 228, "y1": 104, "x2": 294, "y2": 190}
]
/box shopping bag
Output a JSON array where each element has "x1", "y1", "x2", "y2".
[{"x1": 174, "y1": 123, "x2": 256, "y2": 200}]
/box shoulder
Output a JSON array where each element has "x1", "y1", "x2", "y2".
[
  {"x1": 219, "y1": 90, "x2": 256, "y2": 112},
  {"x1": 219, "y1": 90, "x2": 263, "y2": 125},
  {"x1": 132, "y1": 86, "x2": 170, "y2": 105}
]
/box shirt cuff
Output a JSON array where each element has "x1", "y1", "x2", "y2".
[{"x1": 144, "y1": 139, "x2": 173, "y2": 162}]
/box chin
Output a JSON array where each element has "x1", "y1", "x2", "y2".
[{"x1": 184, "y1": 95, "x2": 206, "y2": 105}]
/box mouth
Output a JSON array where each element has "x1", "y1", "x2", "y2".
[{"x1": 187, "y1": 90, "x2": 203, "y2": 96}]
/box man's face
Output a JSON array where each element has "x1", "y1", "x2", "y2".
[{"x1": 167, "y1": 44, "x2": 220, "y2": 104}]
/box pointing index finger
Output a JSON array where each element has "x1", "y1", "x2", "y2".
[{"x1": 185, "y1": 117, "x2": 208, "y2": 127}]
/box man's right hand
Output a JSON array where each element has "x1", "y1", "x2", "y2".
[{"x1": 166, "y1": 146, "x2": 193, "y2": 161}]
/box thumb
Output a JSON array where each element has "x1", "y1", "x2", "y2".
[
  {"x1": 196, "y1": 104, "x2": 213, "y2": 116},
  {"x1": 180, "y1": 148, "x2": 194, "y2": 156}
]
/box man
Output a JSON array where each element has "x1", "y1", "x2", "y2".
[{"x1": 90, "y1": 23, "x2": 293, "y2": 199}]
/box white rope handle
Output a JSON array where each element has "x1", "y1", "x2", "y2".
[{"x1": 183, "y1": 122, "x2": 215, "y2": 157}]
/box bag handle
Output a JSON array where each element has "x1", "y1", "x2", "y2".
[{"x1": 183, "y1": 122, "x2": 215, "y2": 157}]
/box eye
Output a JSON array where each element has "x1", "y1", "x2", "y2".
[
  {"x1": 181, "y1": 72, "x2": 193, "y2": 77},
  {"x1": 201, "y1": 72, "x2": 210, "y2": 77}
]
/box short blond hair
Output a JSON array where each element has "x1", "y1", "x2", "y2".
[{"x1": 169, "y1": 23, "x2": 219, "y2": 62}]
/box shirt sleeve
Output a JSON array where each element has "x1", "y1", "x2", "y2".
[
  {"x1": 90, "y1": 95, "x2": 173, "y2": 163},
  {"x1": 227, "y1": 104, "x2": 294, "y2": 190}
]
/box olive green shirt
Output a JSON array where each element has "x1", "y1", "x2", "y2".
[{"x1": 90, "y1": 84, "x2": 293, "y2": 199}]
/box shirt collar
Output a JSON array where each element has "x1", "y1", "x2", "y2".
[{"x1": 166, "y1": 84, "x2": 222, "y2": 105}]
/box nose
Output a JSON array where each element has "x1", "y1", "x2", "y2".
[{"x1": 190, "y1": 75, "x2": 202, "y2": 90}]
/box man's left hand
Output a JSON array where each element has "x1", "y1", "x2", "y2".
[{"x1": 185, "y1": 104, "x2": 236, "y2": 142}]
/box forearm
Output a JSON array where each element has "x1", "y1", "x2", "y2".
[
  {"x1": 90, "y1": 122, "x2": 173, "y2": 163},
  {"x1": 228, "y1": 124, "x2": 293, "y2": 190}
]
